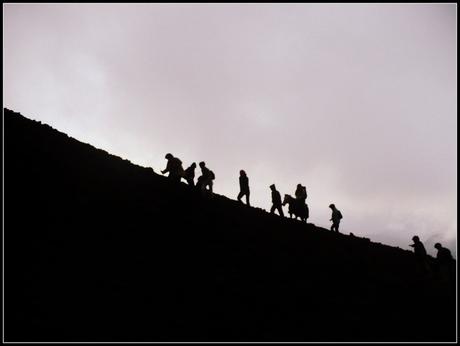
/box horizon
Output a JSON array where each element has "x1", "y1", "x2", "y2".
[{"x1": 3, "y1": 3, "x2": 457, "y2": 256}]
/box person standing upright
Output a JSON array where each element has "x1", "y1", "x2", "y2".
[
  {"x1": 295, "y1": 183, "x2": 308, "y2": 215},
  {"x1": 237, "y1": 170, "x2": 250, "y2": 206}
]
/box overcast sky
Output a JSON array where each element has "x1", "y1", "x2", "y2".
[{"x1": 4, "y1": 4, "x2": 457, "y2": 255}]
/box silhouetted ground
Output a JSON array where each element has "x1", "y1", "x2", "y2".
[{"x1": 4, "y1": 108, "x2": 457, "y2": 342}]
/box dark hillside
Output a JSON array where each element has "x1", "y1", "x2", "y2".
[{"x1": 4, "y1": 108, "x2": 456, "y2": 342}]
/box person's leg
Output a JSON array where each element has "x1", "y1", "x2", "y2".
[
  {"x1": 246, "y1": 191, "x2": 250, "y2": 206},
  {"x1": 332, "y1": 221, "x2": 339, "y2": 232},
  {"x1": 237, "y1": 191, "x2": 243, "y2": 202},
  {"x1": 278, "y1": 205, "x2": 284, "y2": 217},
  {"x1": 270, "y1": 205, "x2": 276, "y2": 214}
]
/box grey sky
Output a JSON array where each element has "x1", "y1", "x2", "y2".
[{"x1": 4, "y1": 4, "x2": 457, "y2": 256}]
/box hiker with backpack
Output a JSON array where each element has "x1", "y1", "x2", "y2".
[
  {"x1": 161, "y1": 153, "x2": 184, "y2": 183},
  {"x1": 197, "y1": 161, "x2": 215, "y2": 193},
  {"x1": 183, "y1": 162, "x2": 197, "y2": 186},
  {"x1": 329, "y1": 203, "x2": 343, "y2": 232}
]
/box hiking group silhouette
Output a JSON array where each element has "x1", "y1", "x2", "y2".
[
  {"x1": 161, "y1": 153, "x2": 343, "y2": 233},
  {"x1": 161, "y1": 152, "x2": 455, "y2": 274},
  {"x1": 409, "y1": 236, "x2": 455, "y2": 283},
  {"x1": 161, "y1": 153, "x2": 215, "y2": 193}
]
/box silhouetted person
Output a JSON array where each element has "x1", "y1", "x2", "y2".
[
  {"x1": 237, "y1": 170, "x2": 250, "y2": 206},
  {"x1": 197, "y1": 161, "x2": 215, "y2": 193},
  {"x1": 434, "y1": 243, "x2": 455, "y2": 283},
  {"x1": 184, "y1": 162, "x2": 196, "y2": 186},
  {"x1": 409, "y1": 236, "x2": 430, "y2": 275},
  {"x1": 270, "y1": 184, "x2": 284, "y2": 217},
  {"x1": 409, "y1": 235, "x2": 427, "y2": 258},
  {"x1": 295, "y1": 183, "x2": 308, "y2": 216},
  {"x1": 161, "y1": 153, "x2": 184, "y2": 183},
  {"x1": 329, "y1": 203, "x2": 342, "y2": 232},
  {"x1": 295, "y1": 184, "x2": 307, "y2": 203}
]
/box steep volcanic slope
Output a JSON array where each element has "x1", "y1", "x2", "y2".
[{"x1": 4, "y1": 108, "x2": 456, "y2": 342}]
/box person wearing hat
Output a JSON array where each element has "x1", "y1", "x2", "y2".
[
  {"x1": 410, "y1": 236, "x2": 427, "y2": 258},
  {"x1": 161, "y1": 153, "x2": 184, "y2": 183},
  {"x1": 329, "y1": 203, "x2": 343, "y2": 232},
  {"x1": 409, "y1": 236, "x2": 430, "y2": 275},
  {"x1": 270, "y1": 184, "x2": 284, "y2": 217}
]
